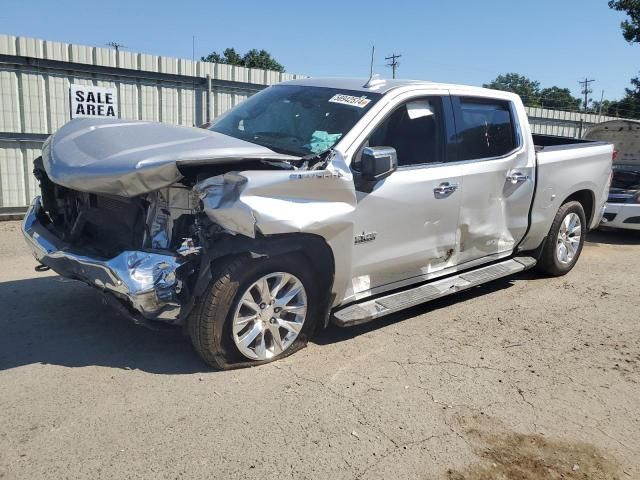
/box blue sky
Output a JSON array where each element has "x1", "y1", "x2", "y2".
[{"x1": 1, "y1": 0, "x2": 635, "y2": 102}]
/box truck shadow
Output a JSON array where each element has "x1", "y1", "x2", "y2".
[
  {"x1": 586, "y1": 228, "x2": 640, "y2": 245},
  {"x1": 0, "y1": 273, "x2": 525, "y2": 374},
  {"x1": 0, "y1": 276, "x2": 206, "y2": 374}
]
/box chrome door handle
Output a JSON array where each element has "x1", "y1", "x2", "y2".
[
  {"x1": 506, "y1": 172, "x2": 529, "y2": 184},
  {"x1": 433, "y1": 182, "x2": 459, "y2": 197}
]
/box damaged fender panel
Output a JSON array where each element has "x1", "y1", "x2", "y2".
[{"x1": 195, "y1": 152, "x2": 358, "y2": 304}]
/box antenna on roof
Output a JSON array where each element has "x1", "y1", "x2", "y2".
[
  {"x1": 363, "y1": 46, "x2": 385, "y2": 89},
  {"x1": 369, "y1": 45, "x2": 375, "y2": 79}
]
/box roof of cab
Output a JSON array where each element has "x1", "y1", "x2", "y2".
[
  {"x1": 280, "y1": 77, "x2": 428, "y2": 94},
  {"x1": 280, "y1": 77, "x2": 516, "y2": 99}
]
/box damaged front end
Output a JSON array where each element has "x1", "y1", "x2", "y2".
[
  {"x1": 23, "y1": 154, "x2": 216, "y2": 326},
  {"x1": 22, "y1": 189, "x2": 201, "y2": 326},
  {"x1": 22, "y1": 116, "x2": 352, "y2": 328},
  {"x1": 23, "y1": 200, "x2": 187, "y2": 323},
  {"x1": 22, "y1": 155, "x2": 311, "y2": 328}
]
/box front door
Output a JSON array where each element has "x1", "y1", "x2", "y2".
[
  {"x1": 450, "y1": 94, "x2": 536, "y2": 265},
  {"x1": 348, "y1": 95, "x2": 463, "y2": 297}
]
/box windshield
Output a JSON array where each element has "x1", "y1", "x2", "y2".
[{"x1": 209, "y1": 85, "x2": 382, "y2": 156}]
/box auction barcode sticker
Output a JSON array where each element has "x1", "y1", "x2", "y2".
[{"x1": 328, "y1": 94, "x2": 372, "y2": 108}]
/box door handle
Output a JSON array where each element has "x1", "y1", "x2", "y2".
[
  {"x1": 506, "y1": 172, "x2": 529, "y2": 184},
  {"x1": 433, "y1": 182, "x2": 459, "y2": 197}
]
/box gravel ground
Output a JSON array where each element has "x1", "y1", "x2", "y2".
[{"x1": 1, "y1": 220, "x2": 639, "y2": 480}]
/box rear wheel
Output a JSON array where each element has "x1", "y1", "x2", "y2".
[
  {"x1": 536, "y1": 201, "x2": 586, "y2": 276},
  {"x1": 189, "y1": 254, "x2": 318, "y2": 369}
]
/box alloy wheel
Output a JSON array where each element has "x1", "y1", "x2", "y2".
[{"x1": 231, "y1": 272, "x2": 308, "y2": 361}]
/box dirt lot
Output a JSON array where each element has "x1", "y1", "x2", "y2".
[{"x1": 1, "y1": 220, "x2": 639, "y2": 480}]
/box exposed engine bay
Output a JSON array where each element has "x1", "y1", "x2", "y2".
[
  {"x1": 32, "y1": 154, "x2": 311, "y2": 258},
  {"x1": 35, "y1": 156, "x2": 199, "y2": 258}
]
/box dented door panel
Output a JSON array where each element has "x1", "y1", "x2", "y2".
[
  {"x1": 456, "y1": 151, "x2": 535, "y2": 264},
  {"x1": 348, "y1": 163, "x2": 463, "y2": 298},
  {"x1": 450, "y1": 93, "x2": 536, "y2": 265}
]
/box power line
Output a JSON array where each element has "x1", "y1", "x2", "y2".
[
  {"x1": 578, "y1": 77, "x2": 595, "y2": 112},
  {"x1": 385, "y1": 53, "x2": 401, "y2": 79}
]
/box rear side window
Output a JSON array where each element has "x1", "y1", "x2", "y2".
[{"x1": 455, "y1": 98, "x2": 517, "y2": 160}]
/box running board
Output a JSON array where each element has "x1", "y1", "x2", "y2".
[{"x1": 333, "y1": 257, "x2": 537, "y2": 327}]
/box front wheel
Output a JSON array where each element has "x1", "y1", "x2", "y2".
[
  {"x1": 536, "y1": 201, "x2": 586, "y2": 276},
  {"x1": 189, "y1": 254, "x2": 318, "y2": 369}
]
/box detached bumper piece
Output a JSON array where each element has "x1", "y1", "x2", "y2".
[{"x1": 22, "y1": 197, "x2": 187, "y2": 325}]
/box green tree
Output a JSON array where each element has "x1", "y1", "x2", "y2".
[
  {"x1": 483, "y1": 73, "x2": 541, "y2": 106},
  {"x1": 608, "y1": 0, "x2": 640, "y2": 43},
  {"x1": 201, "y1": 48, "x2": 285, "y2": 72},
  {"x1": 608, "y1": 1, "x2": 640, "y2": 119},
  {"x1": 539, "y1": 86, "x2": 581, "y2": 110},
  {"x1": 616, "y1": 76, "x2": 640, "y2": 117},
  {"x1": 201, "y1": 48, "x2": 243, "y2": 65},
  {"x1": 242, "y1": 49, "x2": 285, "y2": 71}
]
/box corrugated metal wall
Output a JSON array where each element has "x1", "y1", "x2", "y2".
[
  {"x1": 525, "y1": 106, "x2": 619, "y2": 138},
  {"x1": 0, "y1": 34, "x2": 304, "y2": 209}
]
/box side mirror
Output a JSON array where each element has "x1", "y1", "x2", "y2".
[{"x1": 360, "y1": 146, "x2": 398, "y2": 181}]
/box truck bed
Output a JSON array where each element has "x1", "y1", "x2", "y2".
[
  {"x1": 518, "y1": 136, "x2": 613, "y2": 252},
  {"x1": 532, "y1": 133, "x2": 608, "y2": 151}
]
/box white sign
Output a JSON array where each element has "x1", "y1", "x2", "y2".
[
  {"x1": 70, "y1": 84, "x2": 118, "y2": 119},
  {"x1": 328, "y1": 93, "x2": 371, "y2": 108}
]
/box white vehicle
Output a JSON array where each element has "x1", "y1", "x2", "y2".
[
  {"x1": 23, "y1": 77, "x2": 614, "y2": 368},
  {"x1": 585, "y1": 120, "x2": 640, "y2": 231}
]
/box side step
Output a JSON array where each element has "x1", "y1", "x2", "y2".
[{"x1": 333, "y1": 257, "x2": 536, "y2": 327}]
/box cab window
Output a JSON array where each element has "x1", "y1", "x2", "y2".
[
  {"x1": 354, "y1": 97, "x2": 446, "y2": 169},
  {"x1": 454, "y1": 97, "x2": 518, "y2": 160}
]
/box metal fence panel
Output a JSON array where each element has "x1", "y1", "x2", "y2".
[{"x1": 0, "y1": 34, "x2": 308, "y2": 209}]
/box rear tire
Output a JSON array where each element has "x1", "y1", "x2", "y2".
[
  {"x1": 536, "y1": 201, "x2": 586, "y2": 276},
  {"x1": 189, "y1": 254, "x2": 319, "y2": 369}
]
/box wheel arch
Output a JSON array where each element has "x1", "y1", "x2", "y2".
[
  {"x1": 562, "y1": 189, "x2": 595, "y2": 227},
  {"x1": 188, "y1": 232, "x2": 336, "y2": 328}
]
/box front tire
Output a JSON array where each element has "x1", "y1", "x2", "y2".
[
  {"x1": 189, "y1": 254, "x2": 318, "y2": 369},
  {"x1": 536, "y1": 201, "x2": 586, "y2": 276}
]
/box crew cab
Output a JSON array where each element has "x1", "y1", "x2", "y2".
[{"x1": 22, "y1": 77, "x2": 613, "y2": 368}]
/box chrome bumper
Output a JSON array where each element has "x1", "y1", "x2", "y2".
[{"x1": 22, "y1": 197, "x2": 186, "y2": 323}]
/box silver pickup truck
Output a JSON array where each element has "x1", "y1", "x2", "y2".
[{"x1": 22, "y1": 77, "x2": 613, "y2": 369}]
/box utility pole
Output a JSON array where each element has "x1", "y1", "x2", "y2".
[
  {"x1": 578, "y1": 77, "x2": 595, "y2": 112},
  {"x1": 106, "y1": 41, "x2": 126, "y2": 53},
  {"x1": 598, "y1": 89, "x2": 605, "y2": 122},
  {"x1": 385, "y1": 53, "x2": 402, "y2": 79}
]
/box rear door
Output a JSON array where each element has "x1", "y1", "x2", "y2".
[
  {"x1": 450, "y1": 94, "x2": 535, "y2": 264},
  {"x1": 347, "y1": 93, "x2": 463, "y2": 297}
]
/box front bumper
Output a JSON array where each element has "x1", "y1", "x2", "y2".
[
  {"x1": 600, "y1": 202, "x2": 640, "y2": 231},
  {"x1": 22, "y1": 197, "x2": 187, "y2": 323}
]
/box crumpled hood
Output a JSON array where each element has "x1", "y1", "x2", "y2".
[{"x1": 42, "y1": 117, "x2": 298, "y2": 197}]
